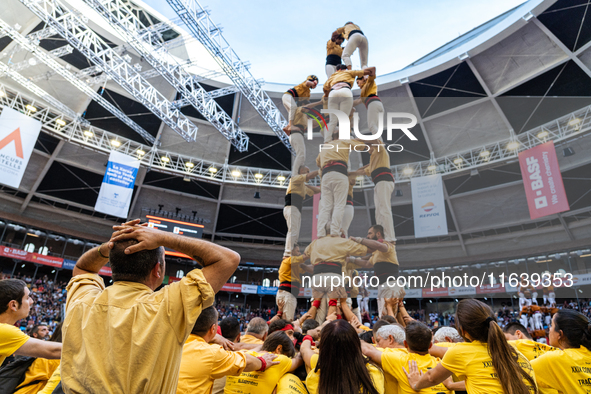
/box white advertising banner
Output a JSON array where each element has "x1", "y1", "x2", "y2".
[
  {"x1": 411, "y1": 174, "x2": 448, "y2": 238},
  {"x1": 94, "y1": 151, "x2": 140, "y2": 218},
  {"x1": 0, "y1": 107, "x2": 42, "y2": 188},
  {"x1": 241, "y1": 284, "x2": 258, "y2": 294}
]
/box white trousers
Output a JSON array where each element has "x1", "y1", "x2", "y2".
[
  {"x1": 282, "y1": 94, "x2": 297, "y2": 122},
  {"x1": 325, "y1": 64, "x2": 337, "y2": 79},
  {"x1": 342, "y1": 33, "x2": 368, "y2": 69},
  {"x1": 367, "y1": 99, "x2": 384, "y2": 136},
  {"x1": 283, "y1": 206, "x2": 301, "y2": 257},
  {"x1": 327, "y1": 88, "x2": 353, "y2": 138},
  {"x1": 290, "y1": 132, "x2": 305, "y2": 174},
  {"x1": 374, "y1": 181, "x2": 396, "y2": 242},
  {"x1": 317, "y1": 171, "x2": 349, "y2": 237},
  {"x1": 341, "y1": 204, "x2": 354, "y2": 238},
  {"x1": 276, "y1": 290, "x2": 297, "y2": 322}
]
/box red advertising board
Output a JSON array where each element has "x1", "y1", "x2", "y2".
[
  {"x1": 28, "y1": 253, "x2": 63, "y2": 268},
  {"x1": 220, "y1": 283, "x2": 242, "y2": 293},
  {"x1": 518, "y1": 141, "x2": 569, "y2": 220},
  {"x1": 422, "y1": 287, "x2": 448, "y2": 297},
  {"x1": 0, "y1": 246, "x2": 29, "y2": 260}
]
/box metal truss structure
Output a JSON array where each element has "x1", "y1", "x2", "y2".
[
  {"x1": 0, "y1": 61, "x2": 85, "y2": 124},
  {"x1": 79, "y1": 0, "x2": 249, "y2": 152},
  {"x1": 0, "y1": 18, "x2": 155, "y2": 143},
  {"x1": 16, "y1": 0, "x2": 200, "y2": 143},
  {"x1": 0, "y1": 45, "x2": 73, "y2": 76},
  {"x1": 1, "y1": 80, "x2": 590, "y2": 191},
  {"x1": 166, "y1": 0, "x2": 294, "y2": 154}
]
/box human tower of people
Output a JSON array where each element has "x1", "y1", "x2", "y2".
[
  {"x1": 279, "y1": 22, "x2": 402, "y2": 328},
  {"x1": 0, "y1": 22, "x2": 590, "y2": 394}
]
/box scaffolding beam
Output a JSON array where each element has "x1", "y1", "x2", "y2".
[
  {"x1": 16, "y1": 0, "x2": 199, "y2": 143},
  {"x1": 0, "y1": 18, "x2": 155, "y2": 143},
  {"x1": 166, "y1": 0, "x2": 293, "y2": 153},
  {"x1": 80, "y1": 0, "x2": 249, "y2": 151}
]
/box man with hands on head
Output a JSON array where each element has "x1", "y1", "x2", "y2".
[{"x1": 61, "y1": 219, "x2": 240, "y2": 394}]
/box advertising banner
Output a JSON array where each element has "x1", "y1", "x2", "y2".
[
  {"x1": 404, "y1": 288, "x2": 423, "y2": 298},
  {"x1": 0, "y1": 106, "x2": 42, "y2": 188},
  {"x1": 518, "y1": 141, "x2": 569, "y2": 220},
  {"x1": 257, "y1": 286, "x2": 278, "y2": 295},
  {"x1": 221, "y1": 283, "x2": 242, "y2": 293},
  {"x1": 241, "y1": 284, "x2": 258, "y2": 294},
  {"x1": 411, "y1": 174, "x2": 448, "y2": 237},
  {"x1": 422, "y1": 287, "x2": 449, "y2": 297},
  {"x1": 28, "y1": 253, "x2": 62, "y2": 268},
  {"x1": 448, "y1": 286, "x2": 477, "y2": 296},
  {"x1": 95, "y1": 151, "x2": 140, "y2": 218}
]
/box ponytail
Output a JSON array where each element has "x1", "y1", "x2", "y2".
[
  {"x1": 486, "y1": 318, "x2": 537, "y2": 394},
  {"x1": 456, "y1": 299, "x2": 537, "y2": 394},
  {"x1": 554, "y1": 309, "x2": 591, "y2": 351}
]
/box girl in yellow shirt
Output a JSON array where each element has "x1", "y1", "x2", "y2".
[
  {"x1": 300, "y1": 319, "x2": 384, "y2": 394},
  {"x1": 531, "y1": 309, "x2": 591, "y2": 393},
  {"x1": 405, "y1": 299, "x2": 538, "y2": 394}
]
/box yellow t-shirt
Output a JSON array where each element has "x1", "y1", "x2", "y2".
[
  {"x1": 433, "y1": 342, "x2": 457, "y2": 348},
  {"x1": 531, "y1": 346, "x2": 591, "y2": 394},
  {"x1": 177, "y1": 335, "x2": 247, "y2": 394},
  {"x1": 62, "y1": 270, "x2": 215, "y2": 394},
  {"x1": 37, "y1": 364, "x2": 61, "y2": 394},
  {"x1": 14, "y1": 358, "x2": 61, "y2": 394},
  {"x1": 278, "y1": 255, "x2": 305, "y2": 284},
  {"x1": 368, "y1": 242, "x2": 398, "y2": 266},
  {"x1": 440, "y1": 340, "x2": 537, "y2": 394},
  {"x1": 286, "y1": 82, "x2": 311, "y2": 99},
  {"x1": 382, "y1": 351, "x2": 450, "y2": 394},
  {"x1": 0, "y1": 323, "x2": 29, "y2": 365},
  {"x1": 509, "y1": 339, "x2": 557, "y2": 361},
  {"x1": 305, "y1": 353, "x2": 385, "y2": 394},
  {"x1": 276, "y1": 373, "x2": 308, "y2": 394},
  {"x1": 240, "y1": 334, "x2": 264, "y2": 345},
  {"x1": 224, "y1": 351, "x2": 292, "y2": 394}
]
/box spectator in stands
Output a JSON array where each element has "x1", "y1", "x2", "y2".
[
  {"x1": 0, "y1": 279, "x2": 61, "y2": 366},
  {"x1": 61, "y1": 219, "x2": 240, "y2": 393},
  {"x1": 177, "y1": 306, "x2": 278, "y2": 394},
  {"x1": 241, "y1": 317, "x2": 268, "y2": 345},
  {"x1": 29, "y1": 324, "x2": 49, "y2": 340},
  {"x1": 301, "y1": 319, "x2": 384, "y2": 394}
]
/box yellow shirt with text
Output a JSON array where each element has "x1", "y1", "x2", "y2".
[
  {"x1": 531, "y1": 346, "x2": 591, "y2": 394},
  {"x1": 509, "y1": 339, "x2": 556, "y2": 361},
  {"x1": 224, "y1": 351, "x2": 292, "y2": 394},
  {"x1": 276, "y1": 373, "x2": 308, "y2": 394},
  {"x1": 441, "y1": 340, "x2": 537, "y2": 394}
]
